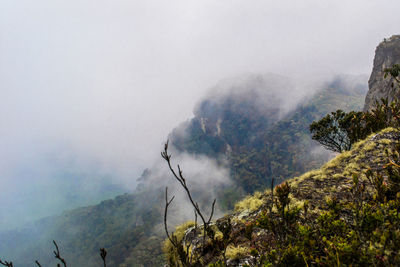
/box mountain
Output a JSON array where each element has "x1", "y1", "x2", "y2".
[
  {"x1": 171, "y1": 74, "x2": 367, "y2": 197},
  {"x1": 364, "y1": 35, "x2": 400, "y2": 111},
  {"x1": 164, "y1": 35, "x2": 400, "y2": 266},
  {"x1": 167, "y1": 127, "x2": 400, "y2": 266},
  {"x1": 0, "y1": 74, "x2": 368, "y2": 266}
]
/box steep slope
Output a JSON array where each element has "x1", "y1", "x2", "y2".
[
  {"x1": 171, "y1": 74, "x2": 367, "y2": 197},
  {"x1": 0, "y1": 74, "x2": 367, "y2": 266},
  {"x1": 364, "y1": 35, "x2": 400, "y2": 111},
  {"x1": 170, "y1": 128, "x2": 400, "y2": 266}
]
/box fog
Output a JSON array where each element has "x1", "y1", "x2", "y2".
[
  {"x1": 139, "y1": 151, "x2": 232, "y2": 228},
  {"x1": 1, "y1": 0, "x2": 400, "y2": 229}
]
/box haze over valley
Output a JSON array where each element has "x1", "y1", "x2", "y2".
[{"x1": 1, "y1": 1, "x2": 400, "y2": 265}]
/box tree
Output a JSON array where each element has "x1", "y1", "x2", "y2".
[
  {"x1": 309, "y1": 110, "x2": 363, "y2": 153},
  {"x1": 310, "y1": 99, "x2": 400, "y2": 153}
]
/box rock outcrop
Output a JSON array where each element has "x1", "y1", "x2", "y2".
[{"x1": 364, "y1": 35, "x2": 400, "y2": 111}]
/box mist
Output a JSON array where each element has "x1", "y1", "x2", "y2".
[
  {"x1": 1, "y1": 0, "x2": 400, "y2": 229},
  {"x1": 139, "y1": 151, "x2": 232, "y2": 228}
]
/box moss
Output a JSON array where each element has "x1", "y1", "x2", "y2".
[
  {"x1": 361, "y1": 141, "x2": 376, "y2": 152},
  {"x1": 174, "y1": 221, "x2": 195, "y2": 241},
  {"x1": 234, "y1": 191, "x2": 264, "y2": 212},
  {"x1": 290, "y1": 128, "x2": 398, "y2": 191},
  {"x1": 343, "y1": 162, "x2": 361, "y2": 177},
  {"x1": 214, "y1": 230, "x2": 223, "y2": 241},
  {"x1": 322, "y1": 150, "x2": 352, "y2": 171},
  {"x1": 163, "y1": 221, "x2": 195, "y2": 263},
  {"x1": 225, "y1": 245, "x2": 251, "y2": 260},
  {"x1": 379, "y1": 127, "x2": 398, "y2": 134},
  {"x1": 354, "y1": 153, "x2": 366, "y2": 162},
  {"x1": 332, "y1": 173, "x2": 342, "y2": 179},
  {"x1": 289, "y1": 169, "x2": 322, "y2": 188},
  {"x1": 378, "y1": 138, "x2": 393, "y2": 145},
  {"x1": 351, "y1": 131, "x2": 379, "y2": 150},
  {"x1": 290, "y1": 195, "x2": 305, "y2": 209}
]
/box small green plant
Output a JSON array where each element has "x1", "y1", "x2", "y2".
[{"x1": 384, "y1": 63, "x2": 400, "y2": 86}]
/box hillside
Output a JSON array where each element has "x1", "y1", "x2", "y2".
[
  {"x1": 171, "y1": 74, "x2": 366, "y2": 195},
  {"x1": 167, "y1": 127, "x2": 400, "y2": 266},
  {"x1": 0, "y1": 74, "x2": 367, "y2": 266}
]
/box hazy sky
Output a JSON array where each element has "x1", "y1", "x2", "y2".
[{"x1": 1, "y1": 0, "x2": 400, "y2": 228}]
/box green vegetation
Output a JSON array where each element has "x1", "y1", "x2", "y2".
[
  {"x1": 254, "y1": 145, "x2": 400, "y2": 266},
  {"x1": 309, "y1": 110, "x2": 364, "y2": 152},
  {"x1": 164, "y1": 68, "x2": 400, "y2": 265},
  {"x1": 0, "y1": 75, "x2": 368, "y2": 266},
  {"x1": 234, "y1": 192, "x2": 264, "y2": 213},
  {"x1": 224, "y1": 245, "x2": 250, "y2": 260},
  {"x1": 166, "y1": 128, "x2": 400, "y2": 266},
  {"x1": 310, "y1": 98, "x2": 400, "y2": 153},
  {"x1": 384, "y1": 63, "x2": 400, "y2": 86},
  {"x1": 172, "y1": 78, "x2": 367, "y2": 200},
  {"x1": 163, "y1": 221, "x2": 195, "y2": 265}
]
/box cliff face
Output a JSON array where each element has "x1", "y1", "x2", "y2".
[{"x1": 364, "y1": 35, "x2": 400, "y2": 111}]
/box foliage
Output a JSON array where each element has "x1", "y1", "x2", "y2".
[
  {"x1": 166, "y1": 128, "x2": 400, "y2": 266},
  {"x1": 162, "y1": 221, "x2": 195, "y2": 266},
  {"x1": 309, "y1": 110, "x2": 365, "y2": 152},
  {"x1": 224, "y1": 245, "x2": 250, "y2": 260},
  {"x1": 384, "y1": 63, "x2": 400, "y2": 86},
  {"x1": 310, "y1": 98, "x2": 400, "y2": 153}
]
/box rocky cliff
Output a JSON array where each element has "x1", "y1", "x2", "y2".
[{"x1": 364, "y1": 35, "x2": 400, "y2": 111}]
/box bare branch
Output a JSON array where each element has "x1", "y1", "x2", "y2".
[
  {"x1": 162, "y1": 140, "x2": 216, "y2": 229},
  {"x1": 53, "y1": 240, "x2": 67, "y2": 267},
  {"x1": 194, "y1": 210, "x2": 198, "y2": 230},
  {"x1": 100, "y1": 248, "x2": 107, "y2": 267},
  {"x1": 164, "y1": 187, "x2": 176, "y2": 246},
  {"x1": 0, "y1": 259, "x2": 13, "y2": 267},
  {"x1": 207, "y1": 199, "x2": 217, "y2": 224},
  {"x1": 162, "y1": 140, "x2": 219, "y2": 257},
  {"x1": 35, "y1": 260, "x2": 42, "y2": 267}
]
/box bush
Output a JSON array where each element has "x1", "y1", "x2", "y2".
[{"x1": 310, "y1": 99, "x2": 400, "y2": 152}]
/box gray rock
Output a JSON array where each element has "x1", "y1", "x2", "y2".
[{"x1": 364, "y1": 35, "x2": 400, "y2": 111}]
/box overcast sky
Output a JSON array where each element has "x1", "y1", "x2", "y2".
[{"x1": 1, "y1": 0, "x2": 400, "y2": 228}]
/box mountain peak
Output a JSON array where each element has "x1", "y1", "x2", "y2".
[{"x1": 364, "y1": 35, "x2": 400, "y2": 111}]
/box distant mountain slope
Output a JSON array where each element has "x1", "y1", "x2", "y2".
[
  {"x1": 0, "y1": 74, "x2": 368, "y2": 266},
  {"x1": 171, "y1": 74, "x2": 367, "y2": 197}
]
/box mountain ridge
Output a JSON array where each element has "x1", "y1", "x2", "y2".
[
  {"x1": 0, "y1": 73, "x2": 368, "y2": 266},
  {"x1": 167, "y1": 127, "x2": 400, "y2": 266}
]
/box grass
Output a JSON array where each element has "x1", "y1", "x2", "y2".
[
  {"x1": 225, "y1": 245, "x2": 251, "y2": 260},
  {"x1": 234, "y1": 191, "x2": 264, "y2": 213}
]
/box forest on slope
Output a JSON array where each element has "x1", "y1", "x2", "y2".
[{"x1": 0, "y1": 74, "x2": 367, "y2": 266}]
